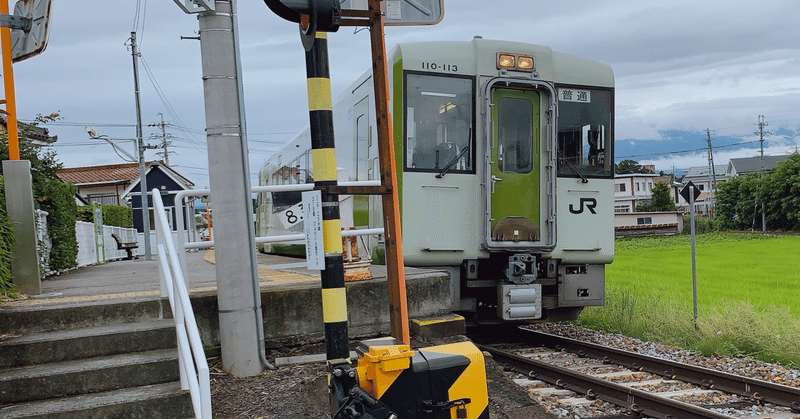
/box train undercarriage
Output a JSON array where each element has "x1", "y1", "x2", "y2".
[{"x1": 457, "y1": 252, "x2": 605, "y2": 323}]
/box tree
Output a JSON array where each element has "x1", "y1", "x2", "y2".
[
  {"x1": 758, "y1": 153, "x2": 800, "y2": 231},
  {"x1": 615, "y1": 159, "x2": 651, "y2": 175},
  {"x1": 0, "y1": 113, "x2": 78, "y2": 272},
  {"x1": 715, "y1": 173, "x2": 761, "y2": 230},
  {"x1": 635, "y1": 182, "x2": 677, "y2": 212}
]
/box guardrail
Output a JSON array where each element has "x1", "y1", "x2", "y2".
[{"x1": 153, "y1": 189, "x2": 211, "y2": 419}]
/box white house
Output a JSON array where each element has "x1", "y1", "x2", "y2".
[
  {"x1": 614, "y1": 173, "x2": 662, "y2": 213},
  {"x1": 676, "y1": 165, "x2": 727, "y2": 216}
]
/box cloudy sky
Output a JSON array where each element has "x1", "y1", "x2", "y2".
[{"x1": 9, "y1": 0, "x2": 800, "y2": 187}]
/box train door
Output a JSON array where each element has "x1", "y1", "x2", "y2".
[
  {"x1": 488, "y1": 88, "x2": 541, "y2": 245},
  {"x1": 353, "y1": 97, "x2": 381, "y2": 251}
]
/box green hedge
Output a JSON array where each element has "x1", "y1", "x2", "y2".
[
  {"x1": 0, "y1": 176, "x2": 17, "y2": 297},
  {"x1": 38, "y1": 180, "x2": 77, "y2": 272},
  {"x1": 77, "y1": 204, "x2": 133, "y2": 228}
]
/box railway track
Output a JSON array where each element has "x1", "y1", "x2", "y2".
[{"x1": 475, "y1": 327, "x2": 800, "y2": 418}]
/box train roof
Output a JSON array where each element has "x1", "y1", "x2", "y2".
[{"x1": 393, "y1": 38, "x2": 614, "y2": 88}]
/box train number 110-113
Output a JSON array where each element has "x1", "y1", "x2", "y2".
[{"x1": 421, "y1": 62, "x2": 458, "y2": 72}]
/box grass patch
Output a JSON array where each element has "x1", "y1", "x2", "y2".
[{"x1": 579, "y1": 232, "x2": 800, "y2": 368}]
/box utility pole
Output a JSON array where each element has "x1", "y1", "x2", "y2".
[
  {"x1": 150, "y1": 113, "x2": 172, "y2": 165},
  {"x1": 170, "y1": 0, "x2": 268, "y2": 377},
  {"x1": 756, "y1": 115, "x2": 770, "y2": 232},
  {"x1": 705, "y1": 129, "x2": 717, "y2": 216},
  {"x1": 129, "y1": 31, "x2": 152, "y2": 261}
]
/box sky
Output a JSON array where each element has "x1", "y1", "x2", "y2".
[{"x1": 8, "y1": 0, "x2": 800, "y2": 188}]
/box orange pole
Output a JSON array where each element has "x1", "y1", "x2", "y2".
[
  {"x1": 0, "y1": 0, "x2": 20, "y2": 160},
  {"x1": 368, "y1": 0, "x2": 410, "y2": 344}
]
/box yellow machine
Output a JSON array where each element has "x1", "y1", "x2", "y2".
[{"x1": 332, "y1": 337, "x2": 489, "y2": 419}]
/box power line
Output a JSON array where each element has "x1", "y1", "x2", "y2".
[
  {"x1": 617, "y1": 139, "x2": 760, "y2": 159},
  {"x1": 138, "y1": 51, "x2": 206, "y2": 150}
]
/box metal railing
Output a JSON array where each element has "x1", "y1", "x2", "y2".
[
  {"x1": 153, "y1": 189, "x2": 211, "y2": 419},
  {"x1": 173, "y1": 182, "x2": 385, "y2": 273}
]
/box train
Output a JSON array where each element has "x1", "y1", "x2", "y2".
[{"x1": 256, "y1": 37, "x2": 614, "y2": 323}]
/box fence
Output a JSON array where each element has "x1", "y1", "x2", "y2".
[{"x1": 75, "y1": 221, "x2": 139, "y2": 268}]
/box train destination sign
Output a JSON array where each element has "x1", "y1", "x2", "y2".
[{"x1": 558, "y1": 88, "x2": 591, "y2": 103}]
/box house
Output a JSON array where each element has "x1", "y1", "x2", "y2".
[
  {"x1": 676, "y1": 165, "x2": 727, "y2": 216},
  {"x1": 615, "y1": 211, "x2": 684, "y2": 238},
  {"x1": 57, "y1": 161, "x2": 195, "y2": 234},
  {"x1": 614, "y1": 173, "x2": 663, "y2": 213},
  {"x1": 726, "y1": 155, "x2": 789, "y2": 178},
  {"x1": 1, "y1": 116, "x2": 58, "y2": 147}
]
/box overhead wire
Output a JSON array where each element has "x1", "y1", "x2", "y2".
[{"x1": 138, "y1": 52, "x2": 207, "y2": 150}]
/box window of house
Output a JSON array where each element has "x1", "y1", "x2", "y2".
[
  {"x1": 637, "y1": 217, "x2": 652, "y2": 225},
  {"x1": 615, "y1": 205, "x2": 630, "y2": 213},
  {"x1": 149, "y1": 208, "x2": 173, "y2": 231},
  {"x1": 87, "y1": 194, "x2": 119, "y2": 206}
]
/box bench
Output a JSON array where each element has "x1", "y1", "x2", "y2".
[{"x1": 111, "y1": 234, "x2": 139, "y2": 260}]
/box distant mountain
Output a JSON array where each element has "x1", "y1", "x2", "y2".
[{"x1": 614, "y1": 126, "x2": 799, "y2": 174}]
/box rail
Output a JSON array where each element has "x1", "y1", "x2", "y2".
[{"x1": 153, "y1": 189, "x2": 211, "y2": 419}]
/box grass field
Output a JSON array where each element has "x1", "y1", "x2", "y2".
[{"x1": 578, "y1": 232, "x2": 800, "y2": 368}]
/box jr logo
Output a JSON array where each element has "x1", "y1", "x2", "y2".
[{"x1": 569, "y1": 198, "x2": 597, "y2": 214}]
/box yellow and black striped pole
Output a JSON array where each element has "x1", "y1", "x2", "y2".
[{"x1": 305, "y1": 32, "x2": 350, "y2": 370}]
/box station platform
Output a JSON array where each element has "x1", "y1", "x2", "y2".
[{"x1": 0, "y1": 251, "x2": 454, "y2": 347}]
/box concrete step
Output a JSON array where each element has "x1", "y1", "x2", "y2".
[
  {"x1": 0, "y1": 298, "x2": 172, "y2": 335},
  {"x1": 0, "y1": 381, "x2": 193, "y2": 419},
  {"x1": 0, "y1": 320, "x2": 177, "y2": 368},
  {"x1": 0, "y1": 348, "x2": 180, "y2": 404}
]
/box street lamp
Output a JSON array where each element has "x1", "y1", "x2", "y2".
[{"x1": 86, "y1": 126, "x2": 153, "y2": 260}]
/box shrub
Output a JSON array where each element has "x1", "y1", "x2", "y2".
[
  {"x1": 682, "y1": 215, "x2": 718, "y2": 234},
  {"x1": 77, "y1": 205, "x2": 133, "y2": 228},
  {"x1": 38, "y1": 180, "x2": 77, "y2": 272},
  {"x1": 0, "y1": 176, "x2": 17, "y2": 297}
]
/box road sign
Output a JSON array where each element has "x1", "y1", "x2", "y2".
[
  {"x1": 340, "y1": 0, "x2": 444, "y2": 26},
  {"x1": 9, "y1": 0, "x2": 53, "y2": 62},
  {"x1": 680, "y1": 181, "x2": 701, "y2": 203}
]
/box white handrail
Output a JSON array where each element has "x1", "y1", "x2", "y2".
[
  {"x1": 173, "y1": 182, "x2": 386, "y2": 266},
  {"x1": 154, "y1": 189, "x2": 211, "y2": 419}
]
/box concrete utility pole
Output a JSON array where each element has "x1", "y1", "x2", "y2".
[
  {"x1": 756, "y1": 115, "x2": 769, "y2": 232},
  {"x1": 197, "y1": 0, "x2": 266, "y2": 377},
  {"x1": 151, "y1": 113, "x2": 172, "y2": 166},
  {"x1": 705, "y1": 129, "x2": 717, "y2": 216},
  {"x1": 129, "y1": 31, "x2": 153, "y2": 261}
]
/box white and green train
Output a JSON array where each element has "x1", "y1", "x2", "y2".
[{"x1": 257, "y1": 37, "x2": 614, "y2": 323}]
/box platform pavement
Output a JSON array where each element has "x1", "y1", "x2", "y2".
[{"x1": 0, "y1": 250, "x2": 436, "y2": 309}]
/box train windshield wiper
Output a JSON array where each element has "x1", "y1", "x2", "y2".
[
  {"x1": 557, "y1": 151, "x2": 589, "y2": 183},
  {"x1": 436, "y1": 144, "x2": 470, "y2": 178}
]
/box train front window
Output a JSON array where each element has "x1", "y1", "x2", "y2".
[
  {"x1": 404, "y1": 72, "x2": 475, "y2": 174},
  {"x1": 556, "y1": 87, "x2": 613, "y2": 178}
]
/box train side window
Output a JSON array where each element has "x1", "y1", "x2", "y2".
[
  {"x1": 556, "y1": 87, "x2": 613, "y2": 179},
  {"x1": 404, "y1": 72, "x2": 475, "y2": 174},
  {"x1": 356, "y1": 114, "x2": 368, "y2": 181}
]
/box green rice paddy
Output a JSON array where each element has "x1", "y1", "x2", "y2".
[{"x1": 578, "y1": 232, "x2": 800, "y2": 367}]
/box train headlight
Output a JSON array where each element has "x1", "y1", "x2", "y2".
[
  {"x1": 517, "y1": 56, "x2": 535, "y2": 71},
  {"x1": 497, "y1": 53, "x2": 516, "y2": 69},
  {"x1": 497, "y1": 53, "x2": 535, "y2": 72}
]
